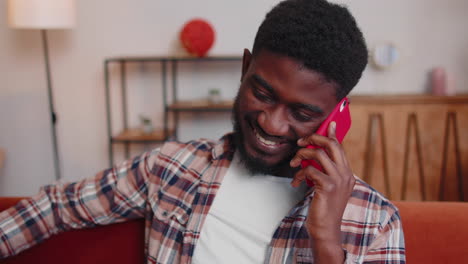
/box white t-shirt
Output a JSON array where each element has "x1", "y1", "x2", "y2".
[{"x1": 192, "y1": 152, "x2": 307, "y2": 263}]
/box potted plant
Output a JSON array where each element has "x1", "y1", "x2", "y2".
[
  {"x1": 208, "y1": 88, "x2": 221, "y2": 104},
  {"x1": 139, "y1": 115, "x2": 154, "y2": 134}
]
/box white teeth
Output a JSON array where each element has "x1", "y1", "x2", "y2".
[{"x1": 255, "y1": 131, "x2": 279, "y2": 146}]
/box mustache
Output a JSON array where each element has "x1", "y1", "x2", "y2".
[{"x1": 249, "y1": 117, "x2": 298, "y2": 146}]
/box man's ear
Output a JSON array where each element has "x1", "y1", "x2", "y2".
[{"x1": 241, "y1": 49, "x2": 252, "y2": 82}]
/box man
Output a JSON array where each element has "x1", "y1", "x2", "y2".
[{"x1": 0, "y1": 0, "x2": 405, "y2": 263}]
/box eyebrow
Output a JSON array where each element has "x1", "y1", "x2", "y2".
[
  {"x1": 290, "y1": 103, "x2": 324, "y2": 114},
  {"x1": 252, "y1": 74, "x2": 275, "y2": 95},
  {"x1": 252, "y1": 73, "x2": 324, "y2": 114}
]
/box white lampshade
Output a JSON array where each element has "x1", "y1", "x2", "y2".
[{"x1": 7, "y1": 0, "x2": 76, "y2": 29}]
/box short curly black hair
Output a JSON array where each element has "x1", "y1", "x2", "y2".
[{"x1": 252, "y1": 0, "x2": 368, "y2": 100}]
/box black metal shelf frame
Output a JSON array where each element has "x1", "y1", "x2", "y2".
[{"x1": 104, "y1": 56, "x2": 242, "y2": 166}]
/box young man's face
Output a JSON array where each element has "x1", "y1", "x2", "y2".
[{"x1": 233, "y1": 49, "x2": 339, "y2": 176}]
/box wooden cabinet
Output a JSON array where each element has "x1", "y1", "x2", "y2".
[{"x1": 345, "y1": 95, "x2": 468, "y2": 201}]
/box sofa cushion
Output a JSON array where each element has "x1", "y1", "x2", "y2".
[{"x1": 395, "y1": 201, "x2": 468, "y2": 264}]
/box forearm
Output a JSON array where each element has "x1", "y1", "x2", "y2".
[
  {"x1": 0, "y1": 192, "x2": 59, "y2": 258},
  {"x1": 0, "y1": 185, "x2": 102, "y2": 258},
  {"x1": 0, "y1": 151, "x2": 154, "y2": 258},
  {"x1": 307, "y1": 223, "x2": 345, "y2": 264}
]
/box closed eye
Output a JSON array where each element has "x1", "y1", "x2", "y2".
[
  {"x1": 292, "y1": 110, "x2": 317, "y2": 122},
  {"x1": 290, "y1": 103, "x2": 323, "y2": 122},
  {"x1": 251, "y1": 81, "x2": 275, "y2": 103}
]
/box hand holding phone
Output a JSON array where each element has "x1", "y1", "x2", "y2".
[{"x1": 300, "y1": 97, "x2": 351, "y2": 186}]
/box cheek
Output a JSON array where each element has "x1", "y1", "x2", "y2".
[
  {"x1": 238, "y1": 86, "x2": 263, "y2": 112},
  {"x1": 291, "y1": 121, "x2": 323, "y2": 139}
]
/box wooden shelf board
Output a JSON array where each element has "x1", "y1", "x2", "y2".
[
  {"x1": 168, "y1": 99, "x2": 234, "y2": 111},
  {"x1": 350, "y1": 94, "x2": 468, "y2": 105},
  {"x1": 106, "y1": 55, "x2": 242, "y2": 63},
  {"x1": 112, "y1": 128, "x2": 174, "y2": 142}
]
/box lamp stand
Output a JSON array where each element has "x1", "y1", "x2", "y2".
[{"x1": 41, "y1": 29, "x2": 61, "y2": 180}]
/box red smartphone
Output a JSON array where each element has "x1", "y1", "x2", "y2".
[{"x1": 300, "y1": 97, "x2": 351, "y2": 186}]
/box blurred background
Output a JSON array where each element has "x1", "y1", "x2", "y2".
[{"x1": 0, "y1": 0, "x2": 467, "y2": 196}]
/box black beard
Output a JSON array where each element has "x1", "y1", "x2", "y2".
[{"x1": 231, "y1": 92, "x2": 299, "y2": 177}]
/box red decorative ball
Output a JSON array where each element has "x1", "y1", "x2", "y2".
[{"x1": 180, "y1": 19, "x2": 215, "y2": 57}]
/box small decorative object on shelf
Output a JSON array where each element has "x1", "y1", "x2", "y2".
[
  {"x1": 208, "y1": 88, "x2": 221, "y2": 104},
  {"x1": 139, "y1": 115, "x2": 154, "y2": 134},
  {"x1": 180, "y1": 18, "x2": 215, "y2": 57},
  {"x1": 430, "y1": 67, "x2": 456, "y2": 96}
]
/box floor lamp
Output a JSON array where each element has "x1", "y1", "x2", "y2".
[{"x1": 7, "y1": 0, "x2": 76, "y2": 180}]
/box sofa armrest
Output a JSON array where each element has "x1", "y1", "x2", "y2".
[
  {"x1": 0, "y1": 197, "x2": 146, "y2": 264},
  {"x1": 394, "y1": 201, "x2": 468, "y2": 263},
  {"x1": 0, "y1": 197, "x2": 25, "y2": 212}
]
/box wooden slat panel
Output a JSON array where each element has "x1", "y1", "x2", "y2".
[
  {"x1": 0, "y1": 148, "x2": 5, "y2": 169},
  {"x1": 344, "y1": 95, "x2": 468, "y2": 201}
]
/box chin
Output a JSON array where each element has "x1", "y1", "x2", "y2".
[
  {"x1": 243, "y1": 141, "x2": 286, "y2": 166},
  {"x1": 233, "y1": 127, "x2": 296, "y2": 177}
]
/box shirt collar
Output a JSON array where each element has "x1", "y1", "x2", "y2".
[{"x1": 211, "y1": 132, "x2": 236, "y2": 161}]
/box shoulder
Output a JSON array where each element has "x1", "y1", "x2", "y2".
[
  {"x1": 133, "y1": 138, "x2": 219, "y2": 190},
  {"x1": 344, "y1": 176, "x2": 401, "y2": 229},
  {"x1": 343, "y1": 178, "x2": 405, "y2": 264},
  {"x1": 159, "y1": 138, "x2": 218, "y2": 157},
  {"x1": 157, "y1": 133, "x2": 235, "y2": 162},
  {"x1": 146, "y1": 135, "x2": 234, "y2": 177},
  {"x1": 144, "y1": 138, "x2": 218, "y2": 173}
]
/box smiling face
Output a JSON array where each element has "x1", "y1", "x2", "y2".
[{"x1": 232, "y1": 49, "x2": 340, "y2": 177}]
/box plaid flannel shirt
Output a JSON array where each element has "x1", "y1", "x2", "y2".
[{"x1": 0, "y1": 134, "x2": 405, "y2": 263}]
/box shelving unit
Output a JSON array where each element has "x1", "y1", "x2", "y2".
[{"x1": 104, "y1": 56, "x2": 242, "y2": 166}]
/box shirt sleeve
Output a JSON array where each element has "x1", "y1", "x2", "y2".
[
  {"x1": 0, "y1": 148, "x2": 159, "y2": 258},
  {"x1": 360, "y1": 209, "x2": 406, "y2": 264}
]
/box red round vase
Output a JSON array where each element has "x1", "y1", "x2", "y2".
[{"x1": 180, "y1": 19, "x2": 215, "y2": 57}]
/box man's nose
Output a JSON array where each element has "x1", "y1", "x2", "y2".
[{"x1": 257, "y1": 106, "x2": 290, "y2": 136}]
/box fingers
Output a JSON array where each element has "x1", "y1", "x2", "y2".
[
  {"x1": 290, "y1": 147, "x2": 338, "y2": 179},
  {"x1": 328, "y1": 121, "x2": 337, "y2": 141},
  {"x1": 291, "y1": 165, "x2": 331, "y2": 188},
  {"x1": 291, "y1": 160, "x2": 356, "y2": 194},
  {"x1": 290, "y1": 121, "x2": 354, "y2": 190},
  {"x1": 297, "y1": 122, "x2": 348, "y2": 168}
]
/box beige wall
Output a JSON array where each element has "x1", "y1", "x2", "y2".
[{"x1": 1, "y1": 0, "x2": 467, "y2": 195}]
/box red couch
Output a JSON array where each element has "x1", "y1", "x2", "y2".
[
  {"x1": 1, "y1": 197, "x2": 468, "y2": 263},
  {"x1": 0, "y1": 197, "x2": 145, "y2": 264}
]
